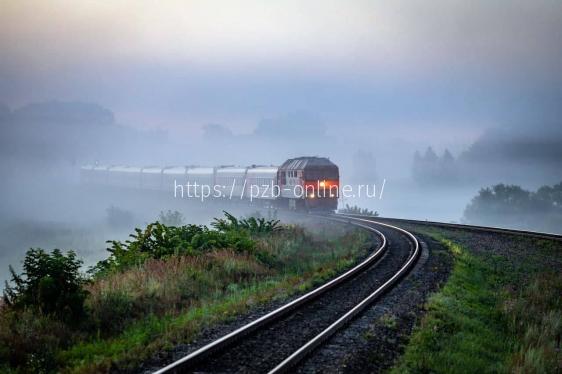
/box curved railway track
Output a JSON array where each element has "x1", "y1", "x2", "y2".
[
  {"x1": 346, "y1": 215, "x2": 562, "y2": 242},
  {"x1": 153, "y1": 215, "x2": 420, "y2": 373}
]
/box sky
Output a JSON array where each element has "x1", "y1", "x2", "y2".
[
  {"x1": 1, "y1": 1, "x2": 562, "y2": 279},
  {"x1": 1, "y1": 0, "x2": 561, "y2": 144}
]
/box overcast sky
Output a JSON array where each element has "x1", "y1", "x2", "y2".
[{"x1": 1, "y1": 0, "x2": 561, "y2": 143}]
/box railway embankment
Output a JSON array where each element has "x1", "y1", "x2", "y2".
[{"x1": 390, "y1": 223, "x2": 562, "y2": 373}]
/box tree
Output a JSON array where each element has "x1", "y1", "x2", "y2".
[
  {"x1": 462, "y1": 182, "x2": 562, "y2": 232},
  {"x1": 3, "y1": 249, "x2": 87, "y2": 322}
]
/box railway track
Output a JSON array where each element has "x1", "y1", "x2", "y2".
[
  {"x1": 340, "y1": 215, "x2": 562, "y2": 242},
  {"x1": 153, "y1": 215, "x2": 420, "y2": 373}
]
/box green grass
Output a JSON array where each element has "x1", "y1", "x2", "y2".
[
  {"x1": 392, "y1": 229, "x2": 561, "y2": 373},
  {"x1": 392, "y1": 237, "x2": 513, "y2": 373},
  {"x1": 0, "y1": 219, "x2": 372, "y2": 373},
  {"x1": 60, "y1": 260, "x2": 358, "y2": 372}
]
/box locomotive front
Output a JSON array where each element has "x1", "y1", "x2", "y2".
[{"x1": 278, "y1": 157, "x2": 339, "y2": 211}]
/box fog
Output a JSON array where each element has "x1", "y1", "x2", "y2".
[{"x1": 1, "y1": 1, "x2": 562, "y2": 284}]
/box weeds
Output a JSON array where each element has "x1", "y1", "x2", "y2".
[
  {"x1": 506, "y1": 272, "x2": 562, "y2": 373},
  {"x1": 0, "y1": 212, "x2": 372, "y2": 373},
  {"x1": 338, "y1": 204, "x2": 379, "y2": 216},
  {"x1": 212, "y1": 211, "x2": 281, "y2": 234}
]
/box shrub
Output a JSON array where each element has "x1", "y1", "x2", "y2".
[
  {"x1": 86, "y1": 290, "x2": 134, "y2": 336},
  {"x1": 338, "y1": 204, "x2": 379, "y2": 216},
  {"x1": 0, "y1": 308, "x2": 73, "y2": 372},
  {"x1": 95, "y1": 213, "x2": 263, "y2": 274},
  {"x1": 106, "y1": 205, "x2": 134, "y2": 228},
  {"x1": 212, "y1": 211, "x2": 282, "y2": 234},
  {"x1": 3, "y1": 248, "x2": 87, "y2": 323},
  {"x1": 158, "y1": 210, "x2": 185, "y2": 226}
]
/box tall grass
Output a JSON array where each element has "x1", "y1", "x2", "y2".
[
  {"x1": 0, "y1": 216, "x2": 372, "y2": 373},
  {"x1": 506, "y1": 272, "x2": 562, "y2": 373}
]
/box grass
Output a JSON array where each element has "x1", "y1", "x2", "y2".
[
  {"x1": 0, "y1": 217, "x2": 372, "y2": 373},
  {"x1": 61, "y1": 261, "x2": 358, "y2": 372},
  {"x1": 392, "y1": 228, "x2": 561, "y2": 373}
]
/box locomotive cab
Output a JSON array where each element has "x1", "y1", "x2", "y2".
[{"x1": 278, "y1": 156, "x2": 339, "y2": 211}]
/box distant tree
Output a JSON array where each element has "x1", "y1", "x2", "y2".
[
  {"x1": 464, "y1": 184, "x2": 533, "y2": 222},
  {"x1": 158, "y1": 210, "x2": 184, "y2": 226},
  {"x1": 462, "y1": 182, "x2": 562, "y2": 232},
  {"x1": 424, "y1": 146, "x2": 438, "y2": 163},
  {"x1": 535, "y1": 182, "x2": 562, "y2": 207},
  {"x1": 106, "y1": 206, "x2": 134, "y2": 228},
  {"x1": 412, "y1": 146, "x2": 458, "y2": 185},
  {"x1": 412, "y1": 150, "x2": 423, "y2": 181},
  {"x1": 202, "y1": 123, "x2": 233, "y2": 141},
  {"x1": 442, "y1": 149, "x2": 454, "y2": 163}
]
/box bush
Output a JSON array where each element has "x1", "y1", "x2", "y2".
[
  {"x1": 212, "y1": 211, "x2": 281, "y2": 234},
  {"x1": 3, "y1": 248, "x2": 87, "y2": 323},
  {"x1": 106, "y1": 205, "x2": 134, "y2": 228},
  {"x1": 86, "y1": 290, "x2": 134, "y2": 336},
  {"x1": 158, "y1": 210, "x2": 184, "y2": 226},
  {"x1": 0, "y1": 308, "x2": 73, "y2": 372},
  {"x1": 338, "y1": 204, "x2": 379, "y2": 216},
  {"x1": 94, "y1": 212, "x2": 266, "y2": 274}
]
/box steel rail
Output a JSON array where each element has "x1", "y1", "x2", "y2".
[
  {"x1": 153, "y1": 218, "x2": 387, "y2": 373},
  {"x1": 337, "y1": 214, "x2": 562, "y2": 242},
  {"x1": 268, "y1": 217, "x2": 420, "y2": 373}
]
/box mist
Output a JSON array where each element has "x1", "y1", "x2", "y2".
[{"x1": 1, "y1": 1, "x2": 562, "y2": 284}]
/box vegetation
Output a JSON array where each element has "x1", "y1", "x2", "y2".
[
  {"x1": 463, "y1": 182, "x2": 562, "y2": 233},
  {"x1": 3, "y1": 249, "x2": 87, "y2": 323},
  {"x1": 212, "y1": 211, "x2": 281, "y2": 234},
  {"x1": 0, "y1": 212, "x2": 372, "y2": 373},
  {"x1": 105, "y1": 205, "x2": 134, "y2": 228},
  {"x1": 338, "y1": 204, "x2": 379, "y2": 216},
  {"x1": 157, "y1": 209, "x2": 185, "y2": 226},
  {"x1": 392, "y1": 229, "x2": 561, "y2": 373},
  {"x1": 412, "y1": 146, "x2": 458, "y2": 185}
]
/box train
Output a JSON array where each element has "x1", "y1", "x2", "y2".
[{"x1": 81, "y1": 156, "x2": 340, "y2": 211}]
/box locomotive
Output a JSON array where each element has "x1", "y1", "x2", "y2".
[{"x1": 81, "y1": 156, "x2": 340, "y2": 211}]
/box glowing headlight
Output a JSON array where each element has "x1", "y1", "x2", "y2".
[
  {"x1": 308, "y1": 193, "x2": 315, "y2": 198},
  {"x1": 319, "y1": 181, "x2": 326, "y2": 187}
]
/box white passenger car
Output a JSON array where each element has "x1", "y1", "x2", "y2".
[
  {"x1": 215, "y1": 167, "x2": 247, "y2": 199},
  {"x1": 106, "y1": 166, "x2": 142, "y2": 189},
  {"x1": 186, "y1": 167, "x2": 215, "y2": 197},
  {"x1": 244, "y1": 166, "x2": 279, "y2": 200},
  {"x1": 162, "y1": 166, "x2": 188, "y2": 193}
]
